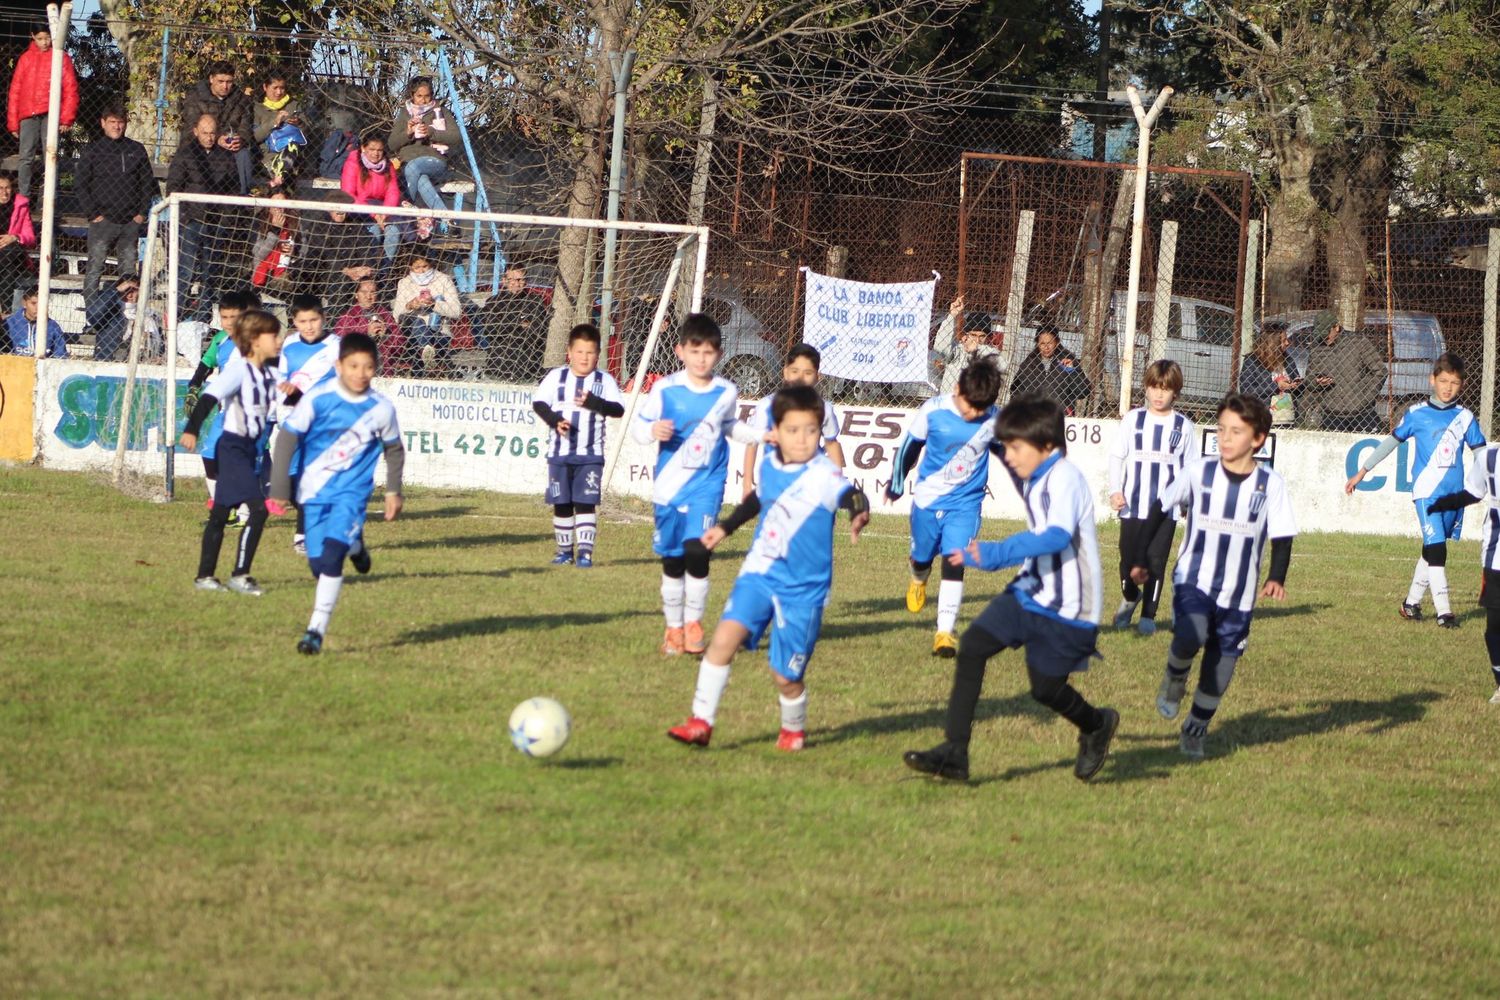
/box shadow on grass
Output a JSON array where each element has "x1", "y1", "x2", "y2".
[
  {"x1": 1251, "y1": 601, "x2": 1333, "y2": 621},
  {"x1": 384, "y1": 532, "x2": 549, "y2": 551},
  {"x1": 391, "y1": 505, "x2": 477, "y2": 521},
  {"x1": 551, "y1": 757, "x2": 623, "y2": 770},
  {"x1": 717, "y1": 693, "x2": 1045, "y2": 751},
  {"x1": 395, "y1": 608, "x2": 652, "y2": 645}
]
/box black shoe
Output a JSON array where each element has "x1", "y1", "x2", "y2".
[
  {"x1": 1074, "y1": 707, "x2": 1119, "y2": 781},
  {"x1": 902, "y1": 742, "x2": 970, "y2": 782},
  {"x1": 297, "y1": 629, "x2": 324, "y2": 655},
  {"x1": 351, "y1": 546, "x2": 372, "y2": 575},
  {"x1": 1399, "y1": 601, "x2": 1423, "y2": 621},
  {"x1": 1437, "y1": 613, "x2": 1459, "y2": 629}
]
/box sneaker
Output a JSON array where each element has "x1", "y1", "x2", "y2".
[
  {"x1": 683, "y1": 621, "x2": 707, "y2": 655},
  {"x1": 667, "y1": 716, "x2": 712, "y2": 747},
  {"x1": 575, "y1": 551, "x2": 594, "y2": 569},
  {"x1": 932, "y1": 631, "x2": 958, "y2": 658},
  {"x1": 776, "y1": 728, "x2": 806, "y2": 752},
  {"x1": 1399, "y1": 601, "x2": 1423, "y2": 621},
  {"x1": 223, "y1": 507, "x2": 244, "y2": 529},
  {"x1": 350, "y1": 546, "x2": 372, "y2": 575},
  {"x1": 1437, "y1": 614, "x2": 1460, "y2": 629},
  {"x1": 204, "y1": 498, "x2": 213, "y2": 511},
  {"x1": 551, "y1": 551, "x2": 574, "y2": 566},
  {"x1": 1180, "y1": 725, "x2": 1206, "y2": 760},
  {"x1": 265, "y1": 498, "x2": 288, "y2": 516},
  {"x1": 902, "y1": 741, "x2": 970, "y2": 781},
  {"x1": 1490, "y1": 687, "x2": 1500, "y2": 705},
  {"x1": 226, "y1": 574, "x2": 264, "y2": 596},
  {"x1": 1157, "y1": 672, "x2": 1187, "y2": 720},
  {"x1": 1137, "y1": 618, "x2": 1157, "y2": 637},
  {"x1": 194, "y1": 576, "x2": 228, "y2": 592},
  {"x1": 661, "y1": 627, "x2": 685, "y2": 656},
  {"x1": 905, "y1": 578, "x2": 927, "y2": 614},
  {"x1": 1074, "y1": 707, "x2": 1119, "y2": 781},
  {"x1": 1112, "y1": 599, "x2": 1138, "y2": 629},
  {"x1": 297, "y1": 629, "x2": 324, "y2": 655},
  {"x1": 293, "y1": 535, "x2": 307, "y2": 557}
]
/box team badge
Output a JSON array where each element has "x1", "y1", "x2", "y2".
[{"x1": 1248, "y1": 485, "x2": 1267, "y2": 518}]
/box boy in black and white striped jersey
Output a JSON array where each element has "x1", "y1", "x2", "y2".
[
  {"x1": 1426, "y1": 441, "x2": 1500, "y2": 703},
  {"x1": 1107, "y1": 359, "x2": 1195, "y2": 635},
  {"x1": 530, "y1": 324, "x2": 625, "y2": 568}
]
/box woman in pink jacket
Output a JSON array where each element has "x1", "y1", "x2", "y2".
[
  {"x1": 340, "y1": 133, "x2": 403, "y2": 262},
  {"x1": 0, "y1": 171, "x2": 36, "y2": 311},
  {"x1": 6, "y1": 26, "x2": 79, "y2": 202}
]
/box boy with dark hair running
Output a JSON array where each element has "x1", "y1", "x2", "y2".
[
  {"x1": 903, "y1": 394, "x2": 1118, "y2": 782},
  {"x1": 741, "y1": 343, "x2": 844, "y2": 498},
  {"x1": 273, "y1": 294, "x2": 341, "y2": 555}
]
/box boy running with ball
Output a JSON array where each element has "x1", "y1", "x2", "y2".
[{"x1": 667, "y1": 385, "x2": 870, "y2": 750}]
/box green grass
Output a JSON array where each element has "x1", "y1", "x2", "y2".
[{"x1": 2, "y1": 464, "x2": 1499, "y2": 997}]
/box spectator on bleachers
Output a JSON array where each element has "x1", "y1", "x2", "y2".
[
  {"x1": 252, "y1": 68, "x2": 308, "y2": 190},
  {"x1": 341, "y1": 132, "x2": 403, "y2": 261},
  {"x1": 336, "y1": 278, "x2": 402, "y2": 372},
  {"x1": 166, "y1": 114, "x2": 238, "y2": 306},
  {"x1": 293, "y1": 192, "x2": 377, "y2": 312},
  {"x1": 177, "y1": 60, "x2": 254, "y2": 194},
  {"x1": 85, "y1": 273, "x2": 159, "y2": 362},
  {"x1": 0, "y1": 171, "x2": 35, "y2": 312},
  {"x1": 1009, "y1": 326, "x2": 1091, "y2": 414},
  {"x1": 5, "y1": 287, "x2": 67, "y2": 357},
  {"x1": 249, "y1": 190, "x2": 299, "y2": 293},
  {"x1": 390, "y1": 76, "x2": 456, "y2": 216},
  {"x1": 74, "y1": 103, "x2": 155, "y2": 302},
  {"x1": 391, "y1": 247, "x2": 460, "y2": 374},
  {"x1": 1239, "y1": 324, "x2": 1302, "y2": 427},
  {"x1": 6, "y1": 23, "x2": 78, "y2": 201},
  {"x1": 477, "y1": 264, "x2": 548, "y2": 382},
  {"x1": 318, "y1": 117, "x2": 357, "y2": 180}
]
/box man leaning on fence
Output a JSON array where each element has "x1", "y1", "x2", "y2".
[
  {"x1": 75, "y1": 103, "x2": 155, "y2": 304},
  {"x1": 1305, "y1": 313, "x2": 1385, "y2": 432}
]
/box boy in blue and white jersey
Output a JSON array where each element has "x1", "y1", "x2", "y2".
[
  {"x1": 1131, "y1": 393, "x2": 1296, "y2": 759},
  {"x1": 903, "y1": 394, "x2": 1118, "y2": 783},
  {"x1": 531, "y1": 323, "x2": 624, "y2": 568},
  {"x1": 630, "y1": 313, "x2": 762, "y2": 657},
  {"x1": 884, "y1": 358, "x2": 1005, "y2": 657},
  {"x1": 182, "y1": 290, "x2": 256, "y2": 515},
  {"x1": 1426, "y1": 442, "x2": 1500, "y2": 702},
  {"x1": 667, "y1": 385, "x2": 870, "y2": 751},
  {"x1": 1346, "y1": 353, "x2": 1485, "y2": 628},
  {"x1": 272, "y1": 295, "x2": 342, "y2": 555},
  {"x1": 740, "y1": 343, "x2": 844, "y2": 499},
  {"x1": 270, "y1": 333, "x2": 404, "y2": 655},
  {"x1": 1107, "y1": 359, "x2": 1195, "y2": 635}
]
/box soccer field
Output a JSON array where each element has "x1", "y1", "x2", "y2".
[{"x1": 2, "y1": 465, "x2": 1498, "y2": 996}]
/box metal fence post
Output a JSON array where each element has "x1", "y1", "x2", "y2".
[
  {"x1": 1003, "y1": 209, "x2": 1035, "y2": 390},
  {"x1": 1119, "y1": 84, "x2": 1172, "y2": 415},
  {"x1": 34, "y1": 1, "x2": 72, "y2": 359},
  {"x1": 1148, "y1": 219, "x2": 1177, "y2": 365},
  {"x1": 1239, "y1": 218, "x2": 1262, "y2": 360},
  {"x1": 1482, "y1": 228, "x2": 1500, "y2": 438}
]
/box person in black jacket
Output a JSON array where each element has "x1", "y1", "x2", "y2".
[
  {"x1": 291, "y1": 192, "x2": 378, "y2": 313},
  {"x1": 166, "y1": 114, "x2": 238, "y2": 305},
  {"x1": 176, "y1": 61, "x2": 255, "y2": 194},
  {"x1": 1009, "y1": 327, "x2": 1092, "y2": 413},
  {"x1": 75, "y1": 103, "x2": 157, "y2": 302}
]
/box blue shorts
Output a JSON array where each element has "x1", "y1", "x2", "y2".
[
  {"x1": 304, "y1": 497, "x2": 368, "y2": 565},
  {"x1": 910, "y1": 505, "x2": 981, "y2": 564},
  {"x1": 200, "y1": 411, "x2": 225, "y2": 461},
  {"x1": 653, "y1": 499, "x2": 722, "y2": 557},
  {"x1": 722, "y1": 574, "x2": 825, "y2": 681},
  {"x1": 1171, "y1": 584, "x2": 1255, "y2": 656},
  {"x1": 547, "y1": 459, "x2": 603, "y2": 506},
  {"x1": 969, "y1": 590, "x2": 1100, "y2": 676},
  {"x1": 1414, "y1": 498, "x2": 1463, "y2": 544}
]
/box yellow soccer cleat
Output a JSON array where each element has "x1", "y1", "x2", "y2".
[
  {"x1": 932, "y1": 631, "x2": 958, "y2": 658},
  {"x1": 906, "y1": 578, "x2": 927, "y2": 614}
]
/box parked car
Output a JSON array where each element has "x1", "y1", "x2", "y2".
[
  {"x1": 1275, "y1": 309, "x2": 1445, "y2": 422},
  {"x1": 606, "y1": 281, "x2": 784, "y2": 397}
]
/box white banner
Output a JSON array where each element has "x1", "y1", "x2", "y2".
[{"x1": 802, "y1": 269, "x2": 935, "y2": 384}]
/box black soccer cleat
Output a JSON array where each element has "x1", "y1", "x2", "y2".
[
  {"x1": 1437, "y1": 613, "x2": 1460, "y2": 629},
  {"x1": 1075, "y1": 707, "x2": 1119, "y2": 782},
  {"x1": 1399, "y1": 601, "x2": 1424, "y2": 621},
  {"x1": 297, "y1": 629, "x2": 324, "y2": 655},
  {"x1": 351, "y1": 546, "x2": 372, "y2": 575},
  {"x1": 902, "y1": 742, "x2": 970, "y2": 782}
]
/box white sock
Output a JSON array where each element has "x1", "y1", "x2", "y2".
[
  {"x1": 1430, "y1": 565, "x2": 1451, "y2": 616},
  {"x1": 684, "y1": 574, "x2": 710, "y2": 625},
  {"x1": 308, "y1": 574, "x2": 343, "y2": 634},
  {"x1": 779, "y1": 691, "x2": 808, "y2": 732},
  {"x1": 1407, "y1": 559, "x2": 1430, "y2": 606},
  {"x1": 205, "y1": 477, "x2": 217, "y2": 499},
  {"x1": 937, "y1": 579, "x2": 964, "y2": 634},
  {"x1": 661, "y1": 574, "x2": 685, "y2": 628},
  {"x1": 691, "y1": 659, "x2": 731, "y2": 724},
  {"x1": 575, "y1": 512, "x2": 597, "y2": 552},
  {"x1": 553, "y1": 515, "x2": 575, "y2": 552},
  {"x1": 237, "y1": 502, "x2": 250, "y2": 521}
]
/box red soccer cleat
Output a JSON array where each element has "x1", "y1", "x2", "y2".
[
  {"x1": 266, "y1": 498, "x2": 288, "y2": 516},
  {"x1": 667, "y1": 717, "x2": 713, "y2": 747},
  {"x1": 776, "y1": 728, "x2": 806, "y2": 752},
  {"x1": 661, "y1": 627, "x2": 686, "y2": 656},
  {"x1": 683, "y1": 620, "x2": 707, "y2": 655}
]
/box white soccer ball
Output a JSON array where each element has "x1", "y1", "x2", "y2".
[{"x1": 509, "y1": 697, "x2": 571, "y2": 758}]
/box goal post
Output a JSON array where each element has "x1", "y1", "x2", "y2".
[{"x1": 112, "y1": 191, "x2": 708, "y2": 504}]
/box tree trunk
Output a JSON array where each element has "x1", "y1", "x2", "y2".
[
  {"x1": 1081, "y1": 174, "x2": 1132, "y2": 415},
  {"x1": 99, "y1": 0, "x2": 161, "y2": 152},
  {"x1": 677, "y1": 72, "x2": 717, "y2": 324},
  {"x1": 1324, "y1": 138, "x2": 1389, "y2": 330},
  {"x1": 1263, "y1": 135, "x2": 1317, "y2": 314}
]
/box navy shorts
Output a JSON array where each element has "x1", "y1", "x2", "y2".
[
  {"x1": 211, "y1": 432, "x2": 262, "y2": 507},
  {"x1": 969, "y1": 590, "x2": 1101, "y2": 677},
  {"x1": 547, "y1": 460, "x2": 604, "y2": 506},
  {"x1": 1171, "y1": 584, "x2": 1255, "y2": 655}
]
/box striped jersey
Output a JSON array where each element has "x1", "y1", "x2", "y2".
[
  {"x1": 1462, "y1": 444, "x2": 1500, "y2": 571},
  {"x1": 894, "y1": 394, "x2": 999, "y2": 512},
  {"x1": 633, "y1": 372, "x2": 741, "y2": 507},
  {"x1": 274, "y1": 333, "x2": 342, "y2": 422},
  {"x1": 202, "y1": 352, "x2": 277, "y2": 439},
  {"x1": 1109, "y1": 407, "x2": 1194, "y2": 519},
  {"x1": 282, "y1": 381, "x2": 402, "y2": 506},
  {"x1": 533, "y1": 365, "x2": 624, "y2": 461},
  {"x1": 1158, "y1": 456, "x2": 1297, "y2": 612},
  {"x1": 1394, "y1": 401, "x2": 1486, "y2": 502},
  {"x1": 1007, "y1": 454, "x2": 1102, "y2": 626},
  {"x1": 739, "y1": 451, "x2": 852, "y2": 598},
  {"x1": 749, "y1": 396, "x2": 840, "y2": 445}
]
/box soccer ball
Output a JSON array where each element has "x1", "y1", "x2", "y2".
[{"x1": 509, "y1": 697, "x2": 571, "y2": 758}]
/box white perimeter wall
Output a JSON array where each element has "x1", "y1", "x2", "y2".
[{"x1": 33, "y1": 359, "x2": 1473, "y2": 538}]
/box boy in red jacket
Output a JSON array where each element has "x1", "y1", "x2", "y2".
[{"x1": 6, "y1": 25, "x2": 79, "y2": 201}]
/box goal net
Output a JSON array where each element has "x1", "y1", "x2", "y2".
[{"x1": 112, "y1": 192, "x2": 708, "y2": 515}]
